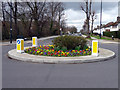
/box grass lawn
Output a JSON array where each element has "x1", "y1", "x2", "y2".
[
  {"x1": 87, "y1": 38, "x2": 94, "y2": 40},
  {"x1": 91, "y1": 35, "x2": 112, "y2": 40}
]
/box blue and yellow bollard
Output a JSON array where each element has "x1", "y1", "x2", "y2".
[{"x1": 16, "y1": 39, "x2": 24, "y2": 53}]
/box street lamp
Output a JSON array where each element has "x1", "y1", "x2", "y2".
[
  {"x1": 10, "y1": 2, "x2": 12, "y2": 43},
  {"x1": 60, "y1": 28, "x2": 62, "y2": 36},
  {"x1": 100, "y1": 0, "x2": 102, "y2": 39}
]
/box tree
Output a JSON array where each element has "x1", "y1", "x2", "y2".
[
  {"x1": 48, "y1": 2, "x2": 64, "y2": 35},
  {"x1": 81, "y1": 0, "x2": 92, "y2": 37},
  {"x1": 2, "y1": 1, "x2": 66, "y2": 39},
  {"x1": 91, "y1": 11, "x2": 97, "y2": 34},
  {"x1": 26, "y1": 1, "x2": 47, "y2": 37},
  {"x1": 2, "y1": 2, "x2": 7, "y2": 40},
  {"x1": 4, "y1": 2, "x2": 19, "y2": 39}
]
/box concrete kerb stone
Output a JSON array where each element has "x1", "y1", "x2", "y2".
[
  {"x1": 7, "y1": 35, "x2": 116, "y2": 64},
  {"x1": 8, "y1": 47, "x2": 116, "y2": 64}
]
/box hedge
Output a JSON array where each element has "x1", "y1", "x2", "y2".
[{"x1": 103, "y1": 31, "x2": 120, "y2": 39}]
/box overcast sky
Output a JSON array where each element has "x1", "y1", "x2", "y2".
[{"x1": 63, "y1": 2, "x2": 118, "y2": 32}]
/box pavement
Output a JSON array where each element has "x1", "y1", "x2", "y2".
[
  {"x1": 2, "y1": 35, "x2": 119, "y2": 88},
  {"x1": 0, "y1": 35, "x2": 59, "y2": 46},
  {"x1": 82, "y1": 35, "x2": 120, "y2": 44}
]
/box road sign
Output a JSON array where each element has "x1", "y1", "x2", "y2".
[
  {"x1": 92, "y1": 40, "x2": 98, "y2": 56},
  {"x1": 17, "y1": 40, "x2": 20, "y2": 44}
]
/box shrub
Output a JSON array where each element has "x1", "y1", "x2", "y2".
[
  {"x1": 103, "y1": 31, "x2": 120, "y2": 39},
  {"x1": 52, "y1": 35, "x2": 87, "y2": 50},
  {"x1": 75, "y1": 46, "x2": 81, "y2": 51},
  {"x1": 61, "y1": 47, "x2": 67, "y2": 52}
]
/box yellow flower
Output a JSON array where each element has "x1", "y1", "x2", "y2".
[
  {"x1": 49, "y1": 45, "x2": 53, "y2": 47},
  {"x1": 58, "y1": 54, "x2": 60, "y2": 56},
  {"x1": 40, "y1": 45, "x2": 42, "y2": 48},
  {"x1": 46, "y1": 50, "x2": 49, "y2": 52},
  {"x1": 37, "y1": 51, "x2": 40, "y2": 53},
  {"x1": 40, "y1": 52, "x2": 43, "y2": 54},
  {"x1": 52, "y1": 49, "x2": 54, "y2": 52},
  {"x1": 86, "y1": 49, "x2": 88, "y2": 51},
  {"x1": 67, "y1": 52, "x2": 69, "y2": 55},
  {"x1": 72, "y1": 50, "x2": 75, "y2": 52}
]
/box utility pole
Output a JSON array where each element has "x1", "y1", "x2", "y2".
[
  {"x1": 100, "y1": 0, "x2": 102, "y2": 39},
  {"x1": 10, "y1": 1, "x2": 12, "y2": 43}
]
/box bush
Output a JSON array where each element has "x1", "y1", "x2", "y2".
[
  {"x1": 75, "y1": 46, "x2": 81, "y2": 51},
  {"x1": 61, "y1": 47, "x2": 67, "y2": 52},
  {"x1": 52, "y1": 35, "x2": 87, "y2": 50},
  {"x1": 103, "y1": 31, "x2": 120, "y2": 39}
]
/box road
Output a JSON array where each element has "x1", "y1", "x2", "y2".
[{"x1": 2, "y1": 39, "x2": 118, "y2": 88}]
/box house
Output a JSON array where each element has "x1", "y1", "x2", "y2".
[{"x1": 93, "y1": 17, "x2": 120, "y2": 35}]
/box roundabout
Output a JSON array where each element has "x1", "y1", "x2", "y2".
[{"x1": 8, "y1": 47, "x2": 115, "y2": 64}]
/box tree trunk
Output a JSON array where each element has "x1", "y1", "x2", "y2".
[
  {"x1": 91, "y1": 20, "x2": 94, "y2": 34},
  {"x1": 50, "y1": 20, "x2": 53, "y2": 35},
  {"x1": 28, "y1": 17, "x2": 32, "y2": 37},
  {"x1": 2, "y1": 2, "x2": 6, "y2": 40},
  {"x1": 14, "y1": 2, "x2": 18, "y2": 38}
]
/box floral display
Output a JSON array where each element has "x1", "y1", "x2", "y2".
[{"x1": 24, "y1": 45, "x2": 92, "y2": 57}]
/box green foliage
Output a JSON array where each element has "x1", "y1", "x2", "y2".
[
  {"x1": 103, "y1": 31, "x2": 120, "y2": 39},
  {"x1": 54, "y1": 46, "x2": 60, "y2": 51},
  {"x1": 75, "y1": 46, "x2": 81, "y2": 50},
  {"x1": 53, "y1": 35, "x2": 87, "y2": 50},
  {"x1": 83, "y1": 45, "x2": 88, "y2": 50},
  {"x1": 61, "y1": 46, "x2": 67, "y2": 52}
]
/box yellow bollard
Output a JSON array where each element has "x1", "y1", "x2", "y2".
[
  {"x1": 92, "y1": 40, "x2": 98, "y2": 56},
  {"x1": 16, "y1": 39, "x2": 24, "y2": 53}
]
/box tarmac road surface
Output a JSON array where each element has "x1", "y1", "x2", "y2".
[{"x1": 2, "y1": 39, "x2": 118, "y2": 88}]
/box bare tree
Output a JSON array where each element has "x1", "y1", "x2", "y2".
[
  {"x1": 26, "y1": 1, "x2": 47, "y2": 37},
  {"x1": 57, "y1": 3, "x2": 64, "y2": 28},
  {"x1": 4, "y1": 2, "x2": 19, "y2": 38},
  {"x1": 17, "y1": 2, "x2": 33, "y2": 37},
  {"x1": 2, "y1": 2, "x2": 6, "y2": 40},
  {"x1": 91, "y1": 11, "x2": 97, "y2": 34},
  {"x1": 2, "y1": 1, "x2": 66, "y2": 39},
  {"x1": 48, "y1": 2, "x2": 64, "y2": 35},
  {"x1": 81, "y1": 0, "x2": 92, "y2": 37}
]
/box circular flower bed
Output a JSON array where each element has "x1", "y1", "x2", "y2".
[{"x1": 24, "y1": 45, "x2": 92, "y2": 57}]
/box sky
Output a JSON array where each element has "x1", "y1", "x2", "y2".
[{"x1": 63, "y1": 2, "x2": 118, "y2": 32}]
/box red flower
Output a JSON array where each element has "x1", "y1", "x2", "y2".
[{"x1": 55, "y1": 51, "x2": 57, "y2": 53}]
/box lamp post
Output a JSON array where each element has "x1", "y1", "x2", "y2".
[
  {"x1": 100, "y1": 0, "x2": 102, "y2": 39},
  {"x1": 10, "y1": 2, "x2": 12, "y2": 43},
  {"x1": 60, "y1": 28, "x2": 62, "y2": 36}
]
